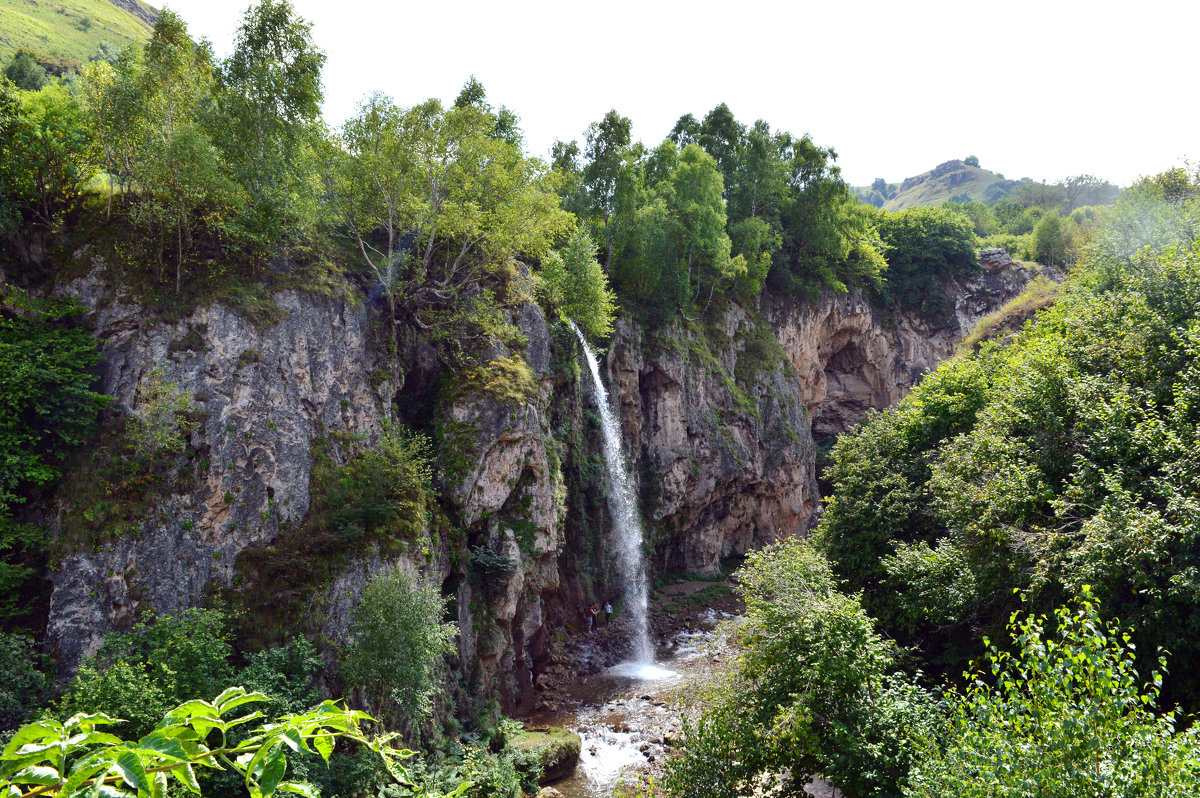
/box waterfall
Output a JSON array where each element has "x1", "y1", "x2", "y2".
[{"x1": 570, "y1": 323, "x2": 653, "y2": 663}]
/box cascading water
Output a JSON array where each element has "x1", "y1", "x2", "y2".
[{"x1": 571, "y1": 323, "x2": 654, "y2": 663}]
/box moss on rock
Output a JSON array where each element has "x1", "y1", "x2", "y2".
[{"x1": 508, "y1": 725, "x2": 581, "y2": 784}]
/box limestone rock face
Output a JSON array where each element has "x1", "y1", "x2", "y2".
[
  {"x1": 769, "y1": 262, "x2": 1032, "y2": 439},
  {"x1": 44, "y1": 269, "x2": 566, "y2": 718},
  {"x1": 47, "y1": 277, "x2": 381, "y2": 669},
  {"x1": 39, "y1": 256, "x2": 1028, "y2": 714},
  {"x1": 606, "y1": 305, "x2": 819, "y2": 575}
]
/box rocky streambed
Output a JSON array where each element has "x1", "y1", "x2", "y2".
[{"x1": 526, "y1": 583, "x2": 741, "y2": 797}]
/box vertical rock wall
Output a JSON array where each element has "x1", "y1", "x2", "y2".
[{"x1": 39, "y1": 258, "x2": 1030, "y2": 714}]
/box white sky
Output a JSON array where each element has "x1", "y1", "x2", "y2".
[{"x1": 168, "y1": 0, "x2": 1197, "y2": 188}]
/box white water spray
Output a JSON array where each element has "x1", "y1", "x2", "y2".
[{"x1": 570, "y1": 323, "x2": 653, "y2": 663}]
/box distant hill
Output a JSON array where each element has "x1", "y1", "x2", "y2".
[
  {"x1": 856, "y1": 159, "x2": 1027, "y2": 210},
  {"x1": 0, "y1": 0, "x2": 156, "y2": 73}
]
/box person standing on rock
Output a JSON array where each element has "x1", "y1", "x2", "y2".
[
  {"x1": 587, "y1": 604, "x2": 598, "y2": 633},
  {"x1": 604, "y1": 601, "x2": 613, "y2": 625}
]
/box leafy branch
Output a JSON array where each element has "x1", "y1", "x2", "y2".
[{"x1": 0, "y1": 688, "x2": 468, "y2": 798}]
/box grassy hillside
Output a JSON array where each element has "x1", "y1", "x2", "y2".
[
  {"x1": 857, "y1": 159, "x2": 1024, "y2": 210},
  {"x1": 0, "y1": 0, "x2": 154, "y2": 71}
]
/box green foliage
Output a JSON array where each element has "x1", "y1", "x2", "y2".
[
  {"x1": 125, "y1": 367, "x2": 195, "y2": 466},
  {"x1": 0, "y1": 80, "x2": 99, "y2": 252},
  {"x1": 342, "y1": 567, "x2": 457, "y2": 736},
  {"x1": 234, "y1": 637, "x2": 324, "y2": 719},
  {"x1": 0, "y1": 289, "x2": 107, "y2": 616},
  {"x1": 459, "y1": 747, "x2": 519, "y2": 798},
  {"x1": 662, "y1": 540, "x2": 937, "y2": 798},
  {"x1": 0, "y1": 632, "x2": 52, "y2": 732},
  {"x1": 569, "y1": 104, "x2": 884, "y2": 318},
  {"x1": 872, "y1": 205, "x2": 979, "y2": 316},
  {"x1": 215, "y1": 0, "x2": 325, "y2": 258},
  {"x1": 906, "y1": 591, "x2": 1200, "y2": 797},
  {"x1": 538, "y1": 226, "x2": 618, "y2": 341},
  {"x1": 818, "y1": 171, "x2": 1200, "y2": 708},
  {"x1": 319, "y1": 422, "x2": 433, "y2": 552},
  {"x1": 4, "y1": 51, "x2": 47, "y2": 91},
  {"x1": 59, "y1": 609, "x2": 235, "y2": 739},
  {"x1": 1, "y1": 688, "x2": 445, "y2": 798},
  {"x1": 325, "y1": 90, "x2": 569, "y2": 365},
  {"x1": 1032, "y1": 210, "x2": 1069, "y2": 265},
  {"x1": 0, "y1": 290, "x2": 107, "y2": 516}
]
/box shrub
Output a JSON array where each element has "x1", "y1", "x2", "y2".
[
  {"x1": 0, "y1": 632, "x2": 52, "y2": 732},
  {"x1": 907, "y1": 591, "x2": 1200, "y2": 797},
  {"x1": 342, "y1": 567, "x2": 457, "y2": 736},
  {"x1": 321, "y1": 422, "x2": 433, "y2": 550},
  {"x1": 58, "y1": 608, "x2": 235, "y2": 738},
  {"x1": 662, "y1": 540, "x2": 937, "y2": 798}
]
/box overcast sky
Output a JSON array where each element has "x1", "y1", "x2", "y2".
[{"x1": 169, "y1": 0, "x2": 1196, "y2": 188}]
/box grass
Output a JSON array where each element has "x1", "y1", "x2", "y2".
[
  {"x1": 959, "y1": 275, "x2": 1062, "y2": 352},
  {"x1": 861, "y1": 160, "x2": 1014, "y2": 211},
  {"x1": 0, "y1": 0, "x2": 154, "y2": 70}
]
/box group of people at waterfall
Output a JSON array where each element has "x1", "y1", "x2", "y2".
[{"x1": 584, "y1": 601, "x2": 614, "y2": 632}]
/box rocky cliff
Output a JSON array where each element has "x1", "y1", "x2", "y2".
[{"x1": 38, "y1": 256, "x2": 1031, "y2": 714}]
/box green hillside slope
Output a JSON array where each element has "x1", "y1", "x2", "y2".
[
  {"x1": 0, "y1": 0, "x2": 155, "y2": 71},
  {"x1": 857, "y1": 159, "x2": 1025, "y2": 210}
]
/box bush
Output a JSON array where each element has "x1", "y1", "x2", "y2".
[
  {"x1": 874, "y1": 206, "x2": 979, "y2": 317},
  {"x1": 907, "y1": 591, "x2": 1200, "y2": 797},
  {"x1": 321, "y1": 422, "x2": 433, "y2": 551},
  {"x1": 342, "y1": 566, "x2": 457, "y2": 736},
  {"x1": 662, "y1": 539, "x2": 937, "y2": 798},
  {"x1": 58, "y1": 608, "x2": 235, "y2": 738},
  {"x1": 0, "y1": 632, "x2": 52, "y2": 732},
  {"x1": 818, "y1": 175, "x2": 1200, "y2": 709}
]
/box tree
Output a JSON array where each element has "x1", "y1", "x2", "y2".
[
  {"x1": 907, "y1": 592, "x2": 1200, "y2": 797},
  {"x1": 583, "y1": 110, "x2": 633, "y2": 270},
  {"x1": 0, "y1": 290, "x2": 107, "y2": 621},
  {"x1": 452, "y1": 76, "x2": 521, "y2": 147},
  {"x1": 667, "y1": 113, "x2": 699, "y2": 147},
  {"x1": 342, "y1": 567, "x2": 457, "y2": 737},
  {"x1": 698, "y1": 102, "x2": 743, "y2": 188},
  {"x1": 873, "y1": 205, "x2": 979, "y2": 314},
  {"x1": 662, "y1": 539, "x2": 936, "y2": 798},
  {"x1": 4, "y1": 51, "x2": 47, "y2": 91},
  {"x1": 774, "y1": 136, "x2": 886, "y2": 298},
  {"x1": 327, "y1": 93, "x2": 568, "y2": 360},
  {"x1": 133, "y1": 10, "x2": 236, "y2": 291},
  {"x1": 963, "y1": 155, "x2": 979, "y2": 168},
  {"x1": 1059, "y1": 173, "x2": 1119, "y2": 210},
  {"x1": 81, "y1": 53, "x2": 145, "y2": 219},
  {"x1": 539, "y1": 226, "x2": 618, "y2": 339},
  {"x1": 0, "y1": 81, "x2": 99, "y2": 260},
  {"x1": 0, "y1": 291, "x2": 107, "y2": 520},
  {"x1": 1032, "y1": 210, "x2": 1068, "y2": 265},
  {"x1": 216, "y1": 0, "x2": 326, "y2": 257}
]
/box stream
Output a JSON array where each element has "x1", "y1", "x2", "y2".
[{"x1": 530, "y1": 610, "x2": 734, "y2": 798}]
